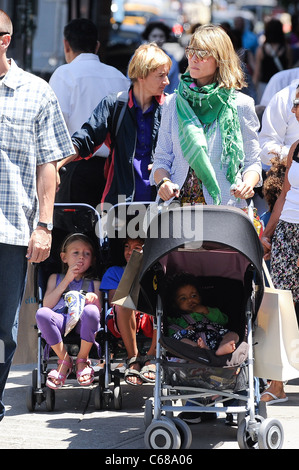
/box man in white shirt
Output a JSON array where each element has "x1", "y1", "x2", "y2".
[
  {"x1": 259, "y1": 80, "x2": 299, "y2": 168},
  {"x1": 260, "y1": 68, "x2": 299, "y2": 106},
  {"x1": 50, "y1": 18, "x2": 129, "y2": 207}
]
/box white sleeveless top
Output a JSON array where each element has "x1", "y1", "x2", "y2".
[{"x1": 280, "y1": 147, "x2": 299, "y2": 224}]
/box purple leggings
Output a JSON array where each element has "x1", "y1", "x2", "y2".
[{"x1": 36, "y1": 304, "x2": 100, "y2": 346}]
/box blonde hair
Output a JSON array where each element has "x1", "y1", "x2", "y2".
[
  {"x1": 0, "y1": 10, "x2": 13, "y2": 35},
  {"x1": 189, "y1": 24, "x2": 246, "y2": 89},
  {"x1": 128, "y1": 42, "x2": 172, "y2": 82},
  {"x1": 61, "y1": 233, "x2": 97, "y2": 277}
]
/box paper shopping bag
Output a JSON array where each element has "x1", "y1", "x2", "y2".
[
  {"x1": 253, "y1": 261, "x2": 299, "y2": 381},
  {"x1": 112, "y1": 249, "x2": 143, "y2": 310}
]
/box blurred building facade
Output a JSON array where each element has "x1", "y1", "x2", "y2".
[{"x1": 0, "y1": 0, "x2": 112, "y2": 80}]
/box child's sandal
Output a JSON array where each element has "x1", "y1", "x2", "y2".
[
  {"x1": 46, "y1": 358, "x2": 73, "y2": 390},
  {"x1": 76, "y1": 358, "x2": 94, "y2": 386}
]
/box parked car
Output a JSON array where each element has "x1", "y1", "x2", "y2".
[
  {"x1": 149, "y1": 13, "x2": 185, "y2": 40},
  {"x1": 104, "y1": 23, "x2": 144, "y2": 75}
]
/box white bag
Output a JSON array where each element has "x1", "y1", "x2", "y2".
[
  {"x1": 253, "y1": 261, "x2": 299, "y2": 381},
  {"x1": 64, "y1": 290, "x2": 86, "y2": 336}
]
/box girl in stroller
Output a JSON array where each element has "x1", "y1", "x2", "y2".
[
  {"x1": 36, "y1": 233, "x2": 101, "y2": 389},
  {"x1": 167, "y1": 273, "x2": 239, "y2": 356}
]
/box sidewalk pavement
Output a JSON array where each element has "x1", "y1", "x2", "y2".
[{"x1": 1, "y1": 363, "x2": 299, "y2": 450}]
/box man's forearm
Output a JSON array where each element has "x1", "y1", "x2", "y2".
[
  {"x1": 57, "y1": 145, "x2": 78, "y2": 171},
  {"x1": 36, "y1": 161, "x2": 58, "y2": 222}
]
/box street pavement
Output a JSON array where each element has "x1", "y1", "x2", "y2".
[{"x1": 0, "y1": 363, "x2": 299, "y2": 451}]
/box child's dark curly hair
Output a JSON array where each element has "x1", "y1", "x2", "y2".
[
  {"x1": 262, "y1": 156, "x2": 287, "y2": 212},
  {"x1": 164, "y1": 272, "x2": 201, "y2": 317}
]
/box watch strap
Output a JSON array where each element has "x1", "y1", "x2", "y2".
[
  {"x1": 156, "y1": 177, "x2": 171, "y2": 191},
  {"x1": 37, "y1": 221, "x2": 53, "y2": 231}
]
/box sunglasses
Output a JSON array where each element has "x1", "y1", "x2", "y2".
[
  {"x1": 293, "y1": 99, "x2": 299, "y2": 108},
  {"x1": 185, "y1": 47, "x2": 210, "y2": 60},
  {"x1": 0, "y1": 32, "x2": 10, "y2": 36}
]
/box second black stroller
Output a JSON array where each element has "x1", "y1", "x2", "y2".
[
  {"x1": 95, "y1": 201, "x2": 155, "y2": 409},
  {"x1": 26, "y1": 203, "x2": 104, "y2": 412}
]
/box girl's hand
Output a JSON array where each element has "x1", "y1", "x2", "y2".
[
  {"x1": 65, "y1": 263, "x2": 80, "y2": 283},
  {"x1": 85, "y1": 292, "x2": 98, "y2": 304},
  {"x1": 85, "y1": 292, "x2": 101, "y2": 310}
]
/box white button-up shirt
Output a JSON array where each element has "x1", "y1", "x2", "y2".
[
  {"x1": 49, "y1": 53, "x2": 130, "y2": 136},
  {"x1": 259, "y1": 80, "x2": 299, "y2": 167}
]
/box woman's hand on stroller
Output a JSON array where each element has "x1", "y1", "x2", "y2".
[
  {"x1": 231, "y1": 181, "x2": 255, "y2": 200},
  {"x1": 260, "y1": 235, "x2": 272, "y2": 260},
  {"x1": 157, "y1": 179, "x2": 180, "y2": 201}
]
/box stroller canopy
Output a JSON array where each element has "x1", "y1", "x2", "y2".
[{"x1": 139, "y1": 205, "x2": 264, "y2": 318}]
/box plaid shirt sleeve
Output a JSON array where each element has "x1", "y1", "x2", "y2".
[{"x1": 0, "y1": 60, "x2": 75, "y2": 246}]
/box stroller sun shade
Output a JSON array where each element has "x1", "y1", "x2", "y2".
[{"x1": 139, "y1": 205, "x2": 264, "y2": 319}]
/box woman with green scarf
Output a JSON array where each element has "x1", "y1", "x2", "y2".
[{"x1": 151, "y1": 24, "x2": 262, "y2": 207}]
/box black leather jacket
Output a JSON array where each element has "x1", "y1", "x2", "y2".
[{"x1": 72, "y1": 87, "x2": 165, "y2": 206}]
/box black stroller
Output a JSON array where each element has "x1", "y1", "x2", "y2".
[
  {"x1": 96, "y1": 201, "x2": 155, "y2": 410},
  {"x1": 26, "y1": 203, "x2": 104, "y2": 412},
  {"x1": 138, "y1": 204, "x2": 284, "y2": 449}
]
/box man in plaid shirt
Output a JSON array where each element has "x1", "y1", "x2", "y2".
[{"x1": 0, "y1": 9, "x2": 74, "y2": 421}]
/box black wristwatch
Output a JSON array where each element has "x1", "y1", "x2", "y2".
[
  {"x1": 156, "y1": 177, "x2": 171, "y2": 191},
  {"x1": 37, "y1": 221, "x2": 53, "y2": 231}
]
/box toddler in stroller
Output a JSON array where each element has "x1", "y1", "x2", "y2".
[
  {"x1": 36, "y1": 233, "x2": 101, "y2": 389},
  {"x1": 167, "y1": 273, "x2": 239, "y2": 356}
]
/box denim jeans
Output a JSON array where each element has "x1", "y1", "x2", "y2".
[{"x1": 0, "y1": 243, "x2": 28, "y2": 421}]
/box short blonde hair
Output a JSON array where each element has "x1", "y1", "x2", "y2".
[
  {"x1": 128, "y1": 42, "x2": 172, "y2": 82},
  {"x1": 189, "y1": 24, "x2": 246, "y2": 89}
]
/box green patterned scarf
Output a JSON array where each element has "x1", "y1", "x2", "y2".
[{"x1": 176, "y1": 72, "x2": 245, "y2": 204}]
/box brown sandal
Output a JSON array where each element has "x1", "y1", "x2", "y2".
[
  {"x1": 140, "y1": 355, "x2": 156, "y2": 383},
  {"x1": 124, "y1": 356, "x2": 143, "y2": 386}
]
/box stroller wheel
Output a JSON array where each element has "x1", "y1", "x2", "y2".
[
  {"x1": 144, "y1": 417, "x2": 181, "y2": 449},
  {"x1": 237, "y1": 416, "x2": 260, "y2": 449},
  {"x1": 31, "y1": 368, "x2": 38, "y2": 388},
  {"x1": 26, "y1": 386, "x2": 37, "y2": 412},
  {"x1": 171, "y1": 417, "x2": 192, "y2": 449},
  {"x1": 94, "y1": 385, "x2": 103, "y2": 410},
  {"x1": 45, "y1": 387, "x2": 55, "y2": 412},
  {"x1": 258, "y1": 418, "x2": 284, "y2": 449},
  {"x1": 113, "y1": 384, "x2": 122, "y2": 410},
  {"x1": 144, "y1": 399, "x2": 153, "y2": 429}
]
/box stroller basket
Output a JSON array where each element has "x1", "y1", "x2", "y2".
[{"x1": 162, "y1": 360, "x2": 243, "y2": 391}]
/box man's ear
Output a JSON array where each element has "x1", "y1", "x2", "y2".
[
  {"x1": 63, "y1": 39, "x2": 71, "y2": 53},
  {"x1": 95, "y1": 40, "x2": 100, "y2": 54},
  {"x1": 1, "y1": 34, "x2": 11, "y2": 50}
]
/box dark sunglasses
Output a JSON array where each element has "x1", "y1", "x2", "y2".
[
  {"x1": 0, "y1": 32, "x2": 10, "y2": 36},
  {"x1": 185, "y1": 47, "x2": 210, "y2": 60}
]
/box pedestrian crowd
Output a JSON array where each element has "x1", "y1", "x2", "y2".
[{"x1": 0, "y1": 7, "x2": 298, "y2": 425}]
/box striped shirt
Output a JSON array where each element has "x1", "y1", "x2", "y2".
[{"x1": 0, "y1": 59, "x2": 74, "y2": 246}]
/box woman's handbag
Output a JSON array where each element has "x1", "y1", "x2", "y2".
[{"x1": 253, "y1": 260, "x2": 299, "y2": 381}]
